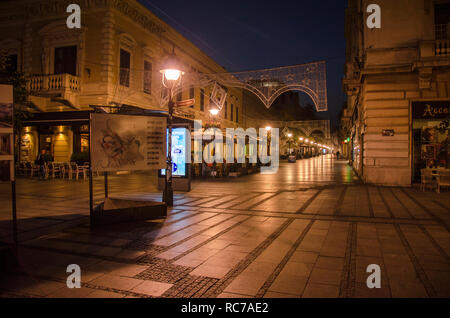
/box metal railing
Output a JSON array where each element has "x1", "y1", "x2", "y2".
[{"x1": 435, "y1": 24, "x2": 450, "y2": 40}]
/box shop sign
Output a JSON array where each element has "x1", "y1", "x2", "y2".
[
  {"x1": 382, "y1": 129, "x2": 395, "y2": 136},
  {"x1": 412, "y1": 101, "x2": 450, "y2": 119}
]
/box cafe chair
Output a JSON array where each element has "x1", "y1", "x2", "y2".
[
  {"x1": 437, "y1": 171, "x2": 450, "y2": 193},
  {"x1": 47, "y1": 162, "x2": 61, "y2": 179},
  {"x1": 30, "y1": 162, "x2": 40, "y2": 177},
  {"x1": 421, "y1": 169, "x2": 437, "y2": 192},
  {"x1": 70, "y1": 162, "x2": 87, "y2": 181},
  {"x1": 61, "y1": 162, "x2": 71, "y2": 179},
  {"x1": 17, "y1": 162, "x2": 27, "y2": 176}
]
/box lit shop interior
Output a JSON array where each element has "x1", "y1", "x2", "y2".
[{"x1": 412, "y1": 102, "x2": 450, "y2": 183}]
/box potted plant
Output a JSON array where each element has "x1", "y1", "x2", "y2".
[{"x1": 70, "y1": 151, "x2": 89, "y2": 165}]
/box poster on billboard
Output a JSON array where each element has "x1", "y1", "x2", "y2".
[
  {"x1": 0, "y1": 84, "x2": 14, "y2": 182},
  {"x1": 90, "y1": 113, "x2": 167, "y2": 172}
]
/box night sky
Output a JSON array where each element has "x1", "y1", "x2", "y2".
[{"x1": 138, "y1": 0, "x2": 348, "y2": 127}]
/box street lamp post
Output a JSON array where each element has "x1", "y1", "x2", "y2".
[
  {"x1": 299, "y1": 137, "x2": 304, "y2": 157},
  {"x1": 287, "y1": 133, "x2": 293, "y2": 155},
  {"x1": 266, "y1": 126, "x2": 272, "y2": 156},
  {"x1": 160, "y1": 51, "x2": 184, "y2": 207}
]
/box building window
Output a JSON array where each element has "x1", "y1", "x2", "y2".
[
  {"x1": 435, "y1": 3, "x2": 450, "y2": 39},
  {"x1": 80, "y1": 134, "x2": 89, "y2": 153},
  {"x1": 230, "y1": 104, "x2": 234, "y2": 121},
  {"x1": 411, "y1": 102, "x2": 450, "y2": 182},
  {"x1": 200, "y1": 88, "x2": 205, "y2": 111},
  {"x1": 175, "y1": 78, "x2": 182, "y2": 101},
  {"x1": 54, "y1": 46, "x2": 77, "y2": 76},
  {"x1": 3, "y1": 54, "x2": 17, "y2": 73},
  {"x1": 120, "y1": 49, "x2": 131, "y2": 87},
  {"x1": 144, "y1": 60, "x2": 152, "y2": 94},
  {"x1": 225, "y1": 102, "x2": 228, "y2": 119},
  {"x1": 236, "y1": 107, "x2": 239, "y2": 123},
  {"x1": 161, "y1": 87, "x2": 169, "y2": 100},
  {"x1": 189, "y1": 86, "x2": 195, "y2": 108}
]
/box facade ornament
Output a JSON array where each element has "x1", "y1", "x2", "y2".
[
  {"x1": 166, "y1": 61, "x2": 328, "y2": 112},
  {"x1": 419, "y1": 67, "x2": 433, "y2": 89},
  {"x1": 119, "y1": 32, "x2": 136, "y2": 51}
]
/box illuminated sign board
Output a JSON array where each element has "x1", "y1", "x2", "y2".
[
  {"x1": 90, "y1": 114, "x2": 166, "y2": 172},
  {"x1": 161, "y1": 127, "x2": 189, "y2": 177},
  {"x1": 412, "y1": 101, "x2": 450, "y2": 119}
]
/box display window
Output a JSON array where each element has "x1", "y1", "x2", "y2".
[{"x1": 412, "y1": 101, "x2": 450, "y2": 183}]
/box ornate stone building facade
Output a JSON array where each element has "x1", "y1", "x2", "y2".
[
  {"x1": 343, "y1": 0, "x2": 450, "y2": 186},
  {"x1": 0, "y1": 0, "x2": 245, "y2": 162}
]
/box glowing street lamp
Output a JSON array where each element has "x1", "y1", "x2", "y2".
[
  {"x1": 161, "y1": 69, "x2": 182, "y2": 82},
  {"x1": 160, "y1": 54, "x2": 184, "y2": 89},
  {"x1": 265, "y1": 126, "x2": 272, "y2": 131},
  {"x1": 209, "y1": 108, "x2": 219, "y2": 116},
  {"x1": 160, "y1": 50, "x2": 184, "y2": 207}
]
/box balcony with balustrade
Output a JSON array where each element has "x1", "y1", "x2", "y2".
[
  {"x1": 419, "y1": 24, "x2": 450, "y2": 60},
  {"x1": 27, "y1": 73, "x2": 81, "y2": 111}
]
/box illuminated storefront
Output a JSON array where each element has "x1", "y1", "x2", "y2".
[
  {"x1": 20, "y1": 111, "x2": 90, "y2": 163},
  {"x1": 412, "y1": 101, "x2": 450, "y2": 183}
]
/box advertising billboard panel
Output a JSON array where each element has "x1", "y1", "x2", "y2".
[{"x1": 90, "y1": 114, "x2": 167, "y2": 172}]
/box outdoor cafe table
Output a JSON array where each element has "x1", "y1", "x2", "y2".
[{"x1": 426, "y1": 167, "x2": 450, "y2": 176}]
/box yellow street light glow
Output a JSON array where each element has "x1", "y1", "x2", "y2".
[
  {"x1": 287, "y1": 133, "x2": 293, "y2": 138},
  {"x1": 209, "y1": 108, "x2": 219, "y2": 116},
  {"x1": 265, "y1": 126, "x2": 272, "y2": 131},
  {"x1": 161, "y1": 69, "x2": 182, "y2": 81},
  {"x1": 299, "y1": 137, "x2": 304, "y2": 141},
  {"x1": 305, "y1": 139, "x2": 309, "y2": 143}
]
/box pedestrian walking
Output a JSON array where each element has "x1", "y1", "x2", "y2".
[{"x1": 35, "y1": 149, "x2": 48, "y2": 180}]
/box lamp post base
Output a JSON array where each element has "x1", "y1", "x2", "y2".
[{"x1": 163, "y1": 187, "x2": 174, "y2": 207}]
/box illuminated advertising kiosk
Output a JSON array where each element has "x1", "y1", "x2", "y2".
[{"x1": 158, "y1": 124, "x2": 192, "y2": 192}]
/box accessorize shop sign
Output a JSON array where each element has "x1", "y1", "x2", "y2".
[
  {"x1": 90, "y1": 113, "x2": 166, "y2": 172},
  {"x1": 412, "y1": 101, "x2": 450, "y2": 119}
]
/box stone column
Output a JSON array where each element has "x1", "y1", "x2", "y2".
[
  {"x1": 23, "y1": 23, "x2": 33, "y2": 75},
  {"x1": 100, "y1": 10, "x2": 115, "y2": 103}
]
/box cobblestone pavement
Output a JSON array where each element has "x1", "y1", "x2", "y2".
[{"x1": 0, "y1": 155, "x2": 449, "y2": 298}]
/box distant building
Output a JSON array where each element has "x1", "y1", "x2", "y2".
[
  {"x1": 343, "y1": 0, "x2": 450, "y2": 186},
  {"x1": 338, "y1": 106, "x2": 352, "y2": 159}
]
